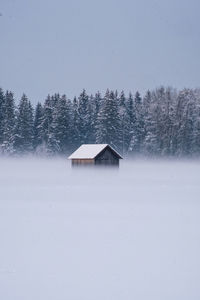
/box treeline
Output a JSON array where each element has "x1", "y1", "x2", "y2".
[{"x1": 0, "y1": 86, "x2": 200, "y2": 157}]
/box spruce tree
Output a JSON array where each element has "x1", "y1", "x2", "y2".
[
  {"x1": 71, "y1": 97, "x2": 81, "y2": 149},
  {"x1": 1, "y1": 91, "x2": 16, "y2": 154},
  {"x1": 119, "y1": 91, "x2": 126, "y2": 112},
  {"x1": 129, "y1": 91, "x2": 144, "y2": 154},
  {"x1": 78, "y1": 89, "x2": 90, "y2": 144},
  {"x1": 125, "y1": 92, "x2": 135, "y2": 154},
  {"x1": 175, "y1": 89, "x2": 196, "y2": 156},
  {"x1": 0, "y1": 88, "x2": 5, "y2": 147},
  {"x1": 42, "y1": 95, "x2": 54, "y2": 152},
  {"x1": 33, "y1": 102, "x2": 44, "y2": 151},
  {"x1": 96, "y1": 90, "x2": 120, "y2": 150},
  {"x1": 93, "y1": 92, "x2": 102, "y2": 142},
  {"x1": 51, "y1": 95, "x2": 72, "y2": 153},
  {"x1": 143, "y1": 91, "x2": 158, "y2": 155},
  {"x1": 14, "y1": 94, "x2": 34, "y2": 153},
  {"x1": 86, "y1": 94, "x2": 96, "y2": 144}
]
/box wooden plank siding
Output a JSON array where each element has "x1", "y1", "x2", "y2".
[{"x1": 72, "y1": 159, "x2": 95, "y2": 166}]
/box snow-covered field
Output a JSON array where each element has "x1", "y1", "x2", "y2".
[{"x1": 0, "y1": 158, "x2": 200, "y2": 300}]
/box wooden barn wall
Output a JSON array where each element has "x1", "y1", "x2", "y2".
[
  {"x1": 72, "y1": 159, "x2": 94, "y2": 166},
  {"x1": 95, "y1": 148, "x2": 119, "y2": 165}
]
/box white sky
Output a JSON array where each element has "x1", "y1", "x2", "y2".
[{"x1": 0, "y1": 0, "x2": 200, "y2": 103}]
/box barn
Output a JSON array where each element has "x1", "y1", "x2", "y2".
[{"x1": 68, "y1": 144, "x2": 123, "y2": 167}]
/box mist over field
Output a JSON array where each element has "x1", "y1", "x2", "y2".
[{"x1": 0, "y1": 158, "x2": 200, "y2": 300}]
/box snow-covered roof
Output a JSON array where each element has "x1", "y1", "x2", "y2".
[{"x1": 68, "y1": 144, "x2": 122, "y2": 159}]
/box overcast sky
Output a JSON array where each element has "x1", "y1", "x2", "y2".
[{"x1": 0, "y1": 0, "x2": 200, "y2": 103}]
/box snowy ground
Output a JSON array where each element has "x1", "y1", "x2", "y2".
[{"x1": 0, "y1": 158, "x2": 200, "y2": 300}]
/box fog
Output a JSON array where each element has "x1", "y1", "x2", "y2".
[{"x1": 0, "y1": 158, "x2": 200, "y2": 300}]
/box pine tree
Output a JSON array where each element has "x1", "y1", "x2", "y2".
[
  {"x1": 51, "y1": 93, "x2": 60, "y2": 108},
  {"x1": 93, "y1": 92, "x2": 102, "y2": 142},
  {"x1": 0, "y1": 88, "x2": 5, "y2": 148},
  {"x1": 143, "y1": 90, "x2": 159, "y2": 155},
  {"x1": 96, "y1": 90, "x2": 120, "y2": 150},
  {"x1": 40, "y1": 94, "x2": 60, "y2": 156},
  {"x1": 86, "y1": 94, "x2": 96, "y2": 144},
  {"x1": 42, "y1": 95, "x2": 54, "y2": 152},
  {"x1": 161, "y1": 88, "x2": 177, "y2": 155},
  {"x1": 147, "y1": 87, "x2": 168, "y2": 155},
  {"x1": 192, "y1": 89, "x2": 200, "y2": 155},
  {"x1": 125, "y1": 92, "x2": 135, "y2": 154},
  {"x1": 51, "y1": 95, "x2": 72, "y2": 153},
  {"x1": 119, "y1": 90, "x2": 126, "y2": 113},
  {"x1": 78, "y1": 89, "x2": 90, "y2": 144},
  {"x1": 95, "y1": 89, "x2": 108, "y2": 144},
  {"x1": 1, "y1": 91, "x2": 16, "y2": 154},
  {"x1": 14, "y1": 94, "x2": 34, "y2": 153},
  {"x1": 193, "y1": 106, "x2": 200, "y2": 156},
  {"x1": 71, "y1": 97, "x2": 81, "y2": 149},
  {"x1": 129, "y1": 91, "x2": 145, "y2": 154},
  {"x1": 33, "y1": 102, "x2": 44, "y2": 151},
  {"x1": 175, "y1": 89, "x2": 196, "y2": 156},
  {"x1": 117, "y1": 91, "x2": 127, "y2": 154}
]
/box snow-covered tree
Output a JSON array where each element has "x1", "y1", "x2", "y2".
[
  {"x1": 78, "y1": 89, "x2": 90, "y2": 144},
  {"x1": 174, "y1": 89, "x2": 196, "y2": 156},
  {"x1": 0, "y1": 85, "x2": 199, "y2": 157},
  {"x1": 14, "y1": 94, "x2": 34, "y2": 153},
  {"x1": 42, "y1": 95, "x2": 54, "y2": 153},
  {"x1": 71, "y1": 97, "x2": 81, "y2": 149},
  {"x1": 0, "y1": 88, "x2": 5, "y2": 148},
  {"x1": 143, "y1": 90, "x2": 159, "y2": 155},
  {"x1": 1, "y1": 91, "x2": 16, "y2": 154},
  {"x1": 33, "y1": 102, "x2": 44, "y2": 151},
  {"x1": 96, "y1": 90, "x2": 120, "y2": 150},
  {"x1": 129, "y1": 91, "x2": 145, "y2": 154},
  {"x1": 51, "y1": 95, "x2": 72, "y2": 153}
]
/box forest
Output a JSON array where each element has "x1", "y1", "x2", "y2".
[{"x1": 0, "y1": 86, "x2": 200, "y2": 157}]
